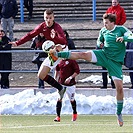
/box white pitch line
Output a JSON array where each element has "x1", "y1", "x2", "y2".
[
  {"x1": 1, "y1": 123, "x2": 133, "y2": 129},
  {"x1": 1, "y1": 123, "x2": 72, "y2": 129}
]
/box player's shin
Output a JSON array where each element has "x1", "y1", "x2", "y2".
[
  {"x1": 43, "y1": 75, "x2": 62, "y2": 91},
  {"x1": 116, "y1": 100, "x2": 124, "y2": 126},
  {"x1": 56, "y1": 100, "x2": 62, "y2": 117},
  {"x1": 116, "y1": 100, "x2": 123, "y2": 115},
  {"x1": 71, "y1": 100, "x2": 77, "y2": 114}
]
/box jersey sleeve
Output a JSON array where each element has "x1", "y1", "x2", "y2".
[
  {"x1": 16, "y1": 23, "x2": 44, "y2": 46},
  {"x1": 123, "y1": 27, "x2": 133, "y2": 42},
  {"x1": 97, "y1": 28, "x2": 104, "y2": 47},
  {"x1": 72, "y1": 60, "x2": 80, "y2": 74}
]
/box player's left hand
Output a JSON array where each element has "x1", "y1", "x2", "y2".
[
  {"x1": 116, "y1": 37, "x2": 124, "y2": 43},
  {"x1": 65, "y1": 78, "x2": 71, "y2": 84}
]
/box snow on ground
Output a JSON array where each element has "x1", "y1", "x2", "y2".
[
  {"x1": 78, "y1": 75, "x2": 131, "y2": 84},
  {"x1": 0, "y1": 75, "x2": 133, "y2": 115}
]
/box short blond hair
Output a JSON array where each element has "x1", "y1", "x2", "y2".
[{"x1": 44, "y1": 9, "x2": 54, "y2": 15}]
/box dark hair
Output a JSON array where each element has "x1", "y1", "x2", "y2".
[
  {"x1": 103, "y1": 13, "x2": 116, "y2": 23},
  {"x1": 0, "y1": 30, "x2": 5, "y2": 33},
  {"x1": 45, "y1": 9, "x2": 54, "y2": 15},
  {"x1": 37, "y1": 34, "x2": 46, "y2": 42},
  {"x1": 63, "y1": 30, "x2": 69, "y2": 38}
]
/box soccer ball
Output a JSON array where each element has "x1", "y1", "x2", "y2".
[{"x1": 42, "y1": 40, "x2": 55, "y2": 52}]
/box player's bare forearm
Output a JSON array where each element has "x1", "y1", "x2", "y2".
[{"x1": 8, "y1": 42, "x2": 17, "y2": 47}]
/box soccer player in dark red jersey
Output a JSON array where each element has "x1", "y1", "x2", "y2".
[
  {"x1": 54, "y1": 59, "x2": 80, "y2": 122},
  {"x1": 9, "y1": 9, "x2": 68, "y2": 99}
]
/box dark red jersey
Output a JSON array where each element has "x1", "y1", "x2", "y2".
[
  {"x1": 56, "y1": 59, "x2": 80, "y2": 86},
  {"x1": 16, "y1": 22, "x2": 67, "y2": 46}
]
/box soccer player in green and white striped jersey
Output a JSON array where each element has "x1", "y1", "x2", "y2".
[{"x1": 49, "y1": 13, "x2": 133, "y2": 127}]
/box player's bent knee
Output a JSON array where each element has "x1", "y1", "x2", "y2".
[
  {"x1": 38, "y1": 65, "x2": 50, "y2": 80},
  {"x1": 38, "y1": 72, "x2": 46, "y2": 80}
]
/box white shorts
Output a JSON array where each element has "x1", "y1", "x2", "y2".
[
  {"x1": 90, "y1": 50, "x2": 97, "y2": 62},
  {"x1": 65, "y1": 85, "x2": 76, "y2": 101},
  {"x1": 41, "y1": 45, "x2": 68, "y2": 70}
]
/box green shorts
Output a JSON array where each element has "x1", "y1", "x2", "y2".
[{"x1": 93, "y1": 50, "x2": 123, "y2": 80}]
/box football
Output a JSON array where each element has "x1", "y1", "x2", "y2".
[{"x1": 42, "y1": 40, "x2": 55, "y2": 52}]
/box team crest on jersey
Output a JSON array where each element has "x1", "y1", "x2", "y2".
[{"x1": 50, "y1": 29, "x2": 55, "y2": 38}]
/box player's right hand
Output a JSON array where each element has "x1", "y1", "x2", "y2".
[
  {"x1": 116, "y1": 37, "x2": 124, "y2": 43},
  {"x1": 8, "y1": 42, "x2": 17, "y2": 47}
]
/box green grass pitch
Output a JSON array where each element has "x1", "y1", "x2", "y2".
[{"x1": 0, "y1": 115, "x2": 133, "y2": 133}]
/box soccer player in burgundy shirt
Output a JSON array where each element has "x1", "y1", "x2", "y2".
[
  {"x1": 54, "y1": 59, "x2": 80, "y2": 122},
  {"x1": 9, "y1": 9, "x2": 68, "y2": 99}
]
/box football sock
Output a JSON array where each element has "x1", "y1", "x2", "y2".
[
  {"x1": 116, "y1": 100, "x2": 123, "y2": 115},
  {"x1": 71, "y1": 100, "x2": 77, "y2": 114},
  {"x1": 57, "y1": 51, "x2": 71, "y2": 59},
  {"x1": 56, "y1": 100, "x2": 62, "y2": 117},
  {"x1": 43, "y1": 75, "x2": 62, "y2": 91}
]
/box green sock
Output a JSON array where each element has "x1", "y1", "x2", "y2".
[
  {"x1": 57, "y1": 51, "x2": 71, "y2": 59},
  {"x1": 116, "y1": 100, "x2": 123, "y2": 115}
]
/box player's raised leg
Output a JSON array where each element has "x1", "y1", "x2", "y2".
[
  {"x1": 38, "y1": 65, "x2": 66, "y2": 100},
  {"x1": 50, "y1": 50, "x2": 93, "y2": 62}
]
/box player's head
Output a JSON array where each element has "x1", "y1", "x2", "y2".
[
  {"x1": 44, "y1": 9, "x2": 54, "y2": 27},
  {"x1": 112, "y1": 0, "x2": 119, "y2": 6},
  {"x1": 103, "y1": 13, "x2": 116, "y2": 30},
  {"x1": 0, "y1": 30, "x2": 5, "y2": 37}
]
